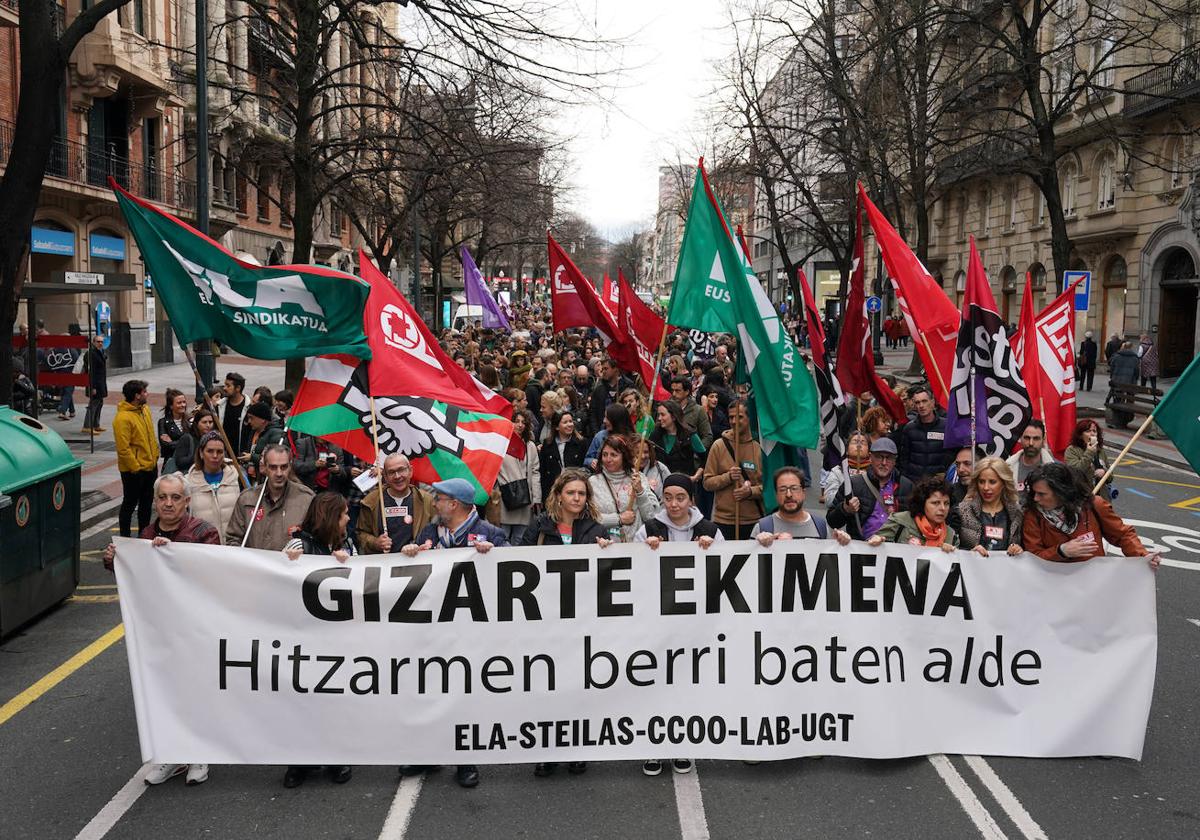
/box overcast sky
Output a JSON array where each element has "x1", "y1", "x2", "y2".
[{"x1": 557, "y1": 0, "x2": 735, "y2": 236}]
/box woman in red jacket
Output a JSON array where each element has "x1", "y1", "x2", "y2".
[{"x1": 1022, "y1": 463, "x2": 1159, "y2": 569}]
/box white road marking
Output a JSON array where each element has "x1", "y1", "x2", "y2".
[
  {"x1": 964, "y1": 755, "x2": 1049, "y2": 840},
  {"x1": 73, "y1": 763, "x2": 151, "y2": 840},
  {"x1": 673, "y1": 764, "x2": 710, "y2": 840},
  {"x1": 377, "y1": 773, "x2": 424, "y2": 840},
  {"x1": 927, "y1": 755, "x2": 1009, "y2": 840},
  {"x1": 81, "y1": 516, "x2": 119, "y2": 541},
  {"x1": 1161, "y1": 558, "x2": 1199, "y2": 571},
  {"x1": 1187, "y1": 619, "x2": 1200, "y2": 629}
]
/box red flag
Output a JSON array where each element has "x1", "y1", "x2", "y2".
[
  {"x1": 548, "y1": 232, "x2": 620, "y2": 337},
  {"x1": 1028, "y1": 277, "x2": 1084, "y2": 457},
  {"x1": 735, "y1": 224, "x2": 753, "y2": 262},
  {"x1": 360, "y1": 253, "x2": 512, "y2": 418},
  {"x1": 836, "y1": 196, "x2": 907, "y2": 423},
  {"x1": 602, "y1": 272, "x2": 620, "y2": 315},
  {"x1": 615, "y1": 271, "x2": 669, "y2": 400},
  {"x1": 858, "y1": 183, "x2": 958, "y2": 407},
  {"x1": 798, "y1": 268, "x2": 829, "y2": 372}
]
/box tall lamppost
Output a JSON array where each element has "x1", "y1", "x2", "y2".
[{"x1": 191, "y1": 0, "x2": 215, "y2": 398}]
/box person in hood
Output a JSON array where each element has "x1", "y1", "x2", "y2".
[
  {"x1": 753, "y1": 467, "x2": 852, "y2": 548},
  {"x1": 632, "y1": 473, "x2": 719, "y2": 778}
]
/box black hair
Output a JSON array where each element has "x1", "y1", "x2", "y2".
[
  {"x1": 1023, "y1": 462, "x2": 1089, "y2": 515},
  {"x1": 225, "y1": 371, "x2": 246, "y2": 392},
  {"x1": 122, "y1": 379, "x2": 149, "y2": 402},
  {"x1": 773, "y1": 466, "x2": 809, "y2": 489},
  {"x1": 1022, "y1": 418, "x2": 1046, "y2": 435},
  {"x1": 907, "y1": 475, "x2": 952, "y2": 517},
  {"x1": 671, "y1": 375, "x2": 693, "y2": 393}
]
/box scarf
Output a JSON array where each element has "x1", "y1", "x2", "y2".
[
  {"x1": 914, "y1": 515, "x2": 947, "y2": 547},
  {"x1": 1039, "y1": 506, "x2": 1079, "y2": 535},
  {"x1": 507, "y1": 432, "x2": 527, "y2": 461}
]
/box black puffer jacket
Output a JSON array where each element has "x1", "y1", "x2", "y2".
[
  {"x1": 894, "y1": 414, "x2": 953, "y2": 482},
  {"x1": 519, "y1": 513, "x2": 609, "y2": 545},
  {"x1": 826, "y1": 470, "x2": 914, "y2": 540}
]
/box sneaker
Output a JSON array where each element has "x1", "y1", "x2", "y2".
[
  {"x1": 642, "y1": 759, "x2": 663, "y2": 776},
  {"x1": 672, "y1": 759, "x2": 694, "y2": 774},
  {"x1": 56, "y1": 413, "x2": 68, "y2": 421},
  {"x1": 144, "y1": 763, "x2": 187, "y2": 785},
  {"x1": 93, "y1": 426, "x2": 107, "y2": 432},
  {"x1": 185, "y1": 764, "x2": 209, "y2": 785}
]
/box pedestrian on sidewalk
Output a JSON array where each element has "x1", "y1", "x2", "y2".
[
  {"x1": 1104, "y1": 333, "x2": 1122, "y2": 366},
  {"x1": 114, "y1": 380, "x2": 160, "y2": 538},
  {"x1": 54, "y1": 323, "x2": 81, "y2": 420},
  {"x1": 1078, "y1": 331, "x2": 1098, "y2": 392},
  {"x1": 81, "y1": 334, "x2": 107, "y2": 434},
  {"x1": 1137, "y1": 334, "x2": 1159, "y2": 392}
]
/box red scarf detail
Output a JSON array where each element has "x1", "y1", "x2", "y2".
[{"x1": 915, "y1": 515, "x2": 947, "y2": 546}]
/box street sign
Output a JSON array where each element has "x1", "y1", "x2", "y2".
[
  {"x1": 64, "y1": 272, "x2": 102, "y2": 285},
  {"x1": 865, "y1": 295, "x2": 882, "y2": 314},
  {"x1": 1066, "y1": 270, "x2": 1091, "y2": 311}
]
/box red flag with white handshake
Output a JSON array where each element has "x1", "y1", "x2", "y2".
[{"x1": 858, "y1": 184, "x2": 958, "y2": 407}]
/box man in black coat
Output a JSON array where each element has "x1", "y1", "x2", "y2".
[
  {"x1": 826, "y1": 438, "x2": 914, "y2": 540},
  {"x1": 588, "y1": 357, "x2": 630, "y2": 437},
  {"x1": 893, "y1": 384, "x2": 952, "y2": 482},
  {"x1": 1078, "y1": 331, "x2": 1099, "y2": 392},
  {"x1": 82, "y1": 334, "x2": 108, "y2": 433}
]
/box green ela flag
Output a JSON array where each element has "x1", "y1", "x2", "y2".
[
  {"x1": 666, "y1": 164, "x2": 820, "y2": 448},
  {"x1": 1152, "y1": 353, "x2": 1200, "y2": 476},
  {"x1": 112, "y1": 182, "x2": 371, "y2": 360}
]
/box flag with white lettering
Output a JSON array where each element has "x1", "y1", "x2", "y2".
[
  {"x1": 112, "y1": 181, "x2": 370, "y2": 359},
  {"x1": 945, "y1": 238, "x2": 1031, "y2": 455},
  {"x1": 1030, "y1": 278, "x2": 1084, "y2": 457}
]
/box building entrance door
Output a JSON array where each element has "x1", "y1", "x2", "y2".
[{"x1": 1159, "y1": 283, "x2": 1198, "y2": 377}]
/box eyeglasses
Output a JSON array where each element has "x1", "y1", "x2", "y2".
[{"x1": 777, "y1": 485, "x2": 804, "y2": 496}]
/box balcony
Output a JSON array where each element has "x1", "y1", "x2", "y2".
[
  {"x1": 70, "y1": 17, "x2": 177, "y2": 111},
  {"x1": 256, "y1": 100, "x2": 295, "y2": 138},
  {"x1": 1123, "y1": 47, "x2": 1200, "y2": 118},
  {"x1": 0, "y1": 117, "x2": 195, "y2": 210},
  {"x1": 936, "y1": 136, "x2": 1026, "y2": 185},
  {"x1": 0, "y1": 0, "x2": 18, "y2": 28},
  {"x1": 248, "y1": 16, "x2": 295, "y2": 71}
]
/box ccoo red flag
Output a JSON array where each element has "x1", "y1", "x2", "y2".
[
  {"x1": 548, "y1": 232, "x2": 620, "y2": 337},
  {"x1": 602, "y1": 273, "x2": 620, "y2": 316},
  {"x1": 836, "y1": 197, "x2": 907, "y2": 423},
  {"x1": 615, "y1": 271, "x2": 669, "y2": 399},
  {"x1": 858, "y1": 184, "x2": 958, "y2": 407}
]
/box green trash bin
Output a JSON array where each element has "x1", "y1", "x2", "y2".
[{"x1": 0, "y1": 407, "x2": 84, "y2": 636}]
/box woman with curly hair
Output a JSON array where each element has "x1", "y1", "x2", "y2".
[
  {"x1": 1063, "y1": 419, "x2": 1113, "y2": 497},
  {"x1": 867, "y1": 475, "x2": 959, "y2": 552},
  {"x1": 860, "y1": 405, "x2": 896, "y2": 443},
  {"x1": 955, "y1": 456, "x2": 1023, "y2": 556},
  {"x1": 1022, "y1": 462, "x2": 1159, "y2": 569}
]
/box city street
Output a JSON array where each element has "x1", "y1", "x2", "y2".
[{"x1": 2, "y1": 451, "x2": 1198, "y2": 840}]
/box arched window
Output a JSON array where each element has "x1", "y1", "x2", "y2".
[
  {"x1": 1061, "y1": 160, "x2": 1078, "y2": 216},
  {"x1": 1096, "y1": 153, "x2": 1116, "y2": 209},
  {"x1": 980, "y1": 187, "x2": 991, "y2": 233},
  {"x1": 1165, "y1": 137, "x2": 1184, "y2": 190}
]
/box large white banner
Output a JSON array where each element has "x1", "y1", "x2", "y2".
[{"x1": 113, "y1": 538, "x2": 1157, "y2": 765}]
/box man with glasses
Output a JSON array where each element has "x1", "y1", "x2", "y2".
[
  {"x1": 751, "y1": 467, "x2": 852, "y2": 545},
  {"x1": 671, "y1": 376, "x2": 713, "y2": 449},
  {"x1": 355, "y1": 453, "x2": 434, "y2": 554},
  {"x1": 826, "y1": 438, "x2": 914, "y2": 541}
]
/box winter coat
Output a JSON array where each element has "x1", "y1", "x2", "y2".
[
  {"x1": 1108, "y1": 348, "x2": 1140, "y2": 385},
  {"x1": 84, "y1": 346, "x2": 107, "y2": 399},
  {"x1": 589, "y1": 469, "x2": 660, "y2": 542},
  {"x1": 290, "y1": 433, "x2": 351, "y2": 494},
  {"x1": 1138, "y1": 339, "x2": 1159, "y2": 379},
  {"x1": 138, "y1": 514, "x2": 221, "y2": 545},
  {"x1": 357, "y1": 486, "x2": 435, "y2": 554},
  {"x1": 1078, "y1": 338, "x2": 1099, "y2": 369},
  {"x1": 414, "y1": 514, "x2": 509, "y2": 549},
  {"x1": 538, "y1": 436, "x2": 586, "y2": 501},
  {"x1": 113, "y1": 401, "x2": 160, "y2": 473},
  {"x1": 678, "y1": 398, "x2": 714, "y2": 449},
  {"x1": 954, "y1": 497, "x2": 1023, "y2": 550},
  {"x1": 649, "y1": 425, "x2": 703, "y2": 476},
  {"x1": 519, "y1": 513, "x2": 609, "y2": 545},
  {"x1": 826, "y1": 470, "x2": 915, "y2": 540},
  {"x1": 702, "y1": 430, "x2": 764, "y2": 525},
  {"x1": 873, "y1": 511, "x2": 960, "y2": 547},
  {"x1": 158, "y1": 416, "x2": 188, "y2": 469},
  {"x1": 224, "y1": 479, "x2": 315, "y2": 550},
  {"x1": 184, "y1": 465, "x2": 241, "y2": 536},
  {"x1": 894, "y1": 414, "x2": 952, "y2": 483},
  {"x1": 635, "y1": 507, "x2": 723, "y2": 542},
  {"x1": 1064, "y1": 444, "x2": 1112, "y2": 495},
  {"x1": 498, "y1": 444, "x2": 542, "y2": 526},
  {"x1": 284, "y1": 529, "x2": 357, "y2": 557},
  {"x1": 1022, "y1": 497, "x2": 1145, "y2": 561},
  {"x1": 246, "y1": 420, "x2": 286, "y2": 474}
]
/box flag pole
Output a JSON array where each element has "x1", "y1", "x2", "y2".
[
  {"x1": 183, "y1": 346, "x2": 249, "y2": 489},
  {"x1": 733, "y1": 407, "x2": 741, "y2": 538},
  {"x1": 369, "y1": 394, "x2": 390, "y2": 538},
  {"x1": 920, "y1": 334, "x2": 950, "y2": 403},
  {"x1": 1091, "y1": 410, "x2": 1158, "y2": 496},
  {"x1": 969, "y1": 366, "x2": 977, "y2": 470},
  {"x1": 239, "y1": 420, "x2": 286, "y2": 548}
]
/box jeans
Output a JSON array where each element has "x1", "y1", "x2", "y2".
[
  {"x1": 503, "y1": 523, "x2": 527, "y2": 546},
  {"x1": 119, "y1": 469, "x2": 157, "y2": 537},
  {"x1": 83, "y1": 396, "x2": 104, "y2": 429},
  {"x1": 58, "y1": 386, "x2": 75, "y2": 416}
]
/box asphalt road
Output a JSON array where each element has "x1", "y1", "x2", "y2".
[{"x1": 2, "y1": 454, "x2": 1199, "y2": 840}]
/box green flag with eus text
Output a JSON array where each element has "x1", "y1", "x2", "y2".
[
  {"x1": 113, "y1": 181, "x2": 370, "y2": 360},
  {"x1": 666, "y1": 164, "x2": 819, "y2": 448},
  {"x1": 1152, "y1": 353, "x2": 1200, "y2": 476}
]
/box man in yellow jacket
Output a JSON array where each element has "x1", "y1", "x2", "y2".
[{"x1": 113, "y1": 379, "x2": 160, "y2": 537}]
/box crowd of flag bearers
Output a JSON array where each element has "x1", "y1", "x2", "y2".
[{"x1": 90, "y1": 165, "x2": 1198, "y2": 791}]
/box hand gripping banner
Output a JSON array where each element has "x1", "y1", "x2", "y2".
[{"x1": 114, "y1": 539, "x2": 1156, "y2": 765}]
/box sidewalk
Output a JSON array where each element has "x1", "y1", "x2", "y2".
[
  {"x1": 50, "y1": 354, "x2": 285, "y2": 522},
  {"x1": 874, "y1": 345, "x2": 1190, "y2": 472}
]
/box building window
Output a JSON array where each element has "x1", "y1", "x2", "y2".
[
  {"x1": 256, "y1": 167, "x2": 271, "y2": 222},
  {"x1": 1006, "y1": 181, "x2": 1019, "y2": 229},
  {"x1": 957, "y1": 192, "x2": 968, "y2": 238},
  {"x1": 1061, "y1": 161, "x2": 1077, "y2": 217},
  {"x1": 1096, "y1": 154, "x2": 1116, "y2": 209},
  {"x1": 1166, "y1": 138, "x2": 1185, "y2": 189},
  {"x1": 980, "y1": 188, "x2": 991, "y2": 234},
  {"x1": 1037, "y1": 187, "x2": 1047, "y2": 225},
  {"x1": 1091, "y1": 38, "x2": 1115, "y2": 90},
  {"x1": 1052, "y1": 58, "x2": 1072, "y2": 106}
]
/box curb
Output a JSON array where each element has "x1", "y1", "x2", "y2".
[{"x1": 80, "y1": 495, "x2": 120, "y2": 531}]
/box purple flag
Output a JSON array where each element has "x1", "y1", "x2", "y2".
[{"x1": 461, "y1": 246, "x2": 510, "y2": 331}]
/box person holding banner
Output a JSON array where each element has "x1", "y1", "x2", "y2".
[
  {"x1": 954, "y1": 457, "x2": 1024, "y2": 556},
  {"x1": 826, "y1": 438, "x2": 913, "y2": 541},
  {"x1": 866, "y1": 476, "x2": 959, "y2": 552},
  {"x1": 753, "y1": 468, "x2": 851, "y2": 546},
  {"x1": 521, "y1": 469, "x2": 613, "y2": 778},
  {"x1": 589, "y1": 435, "x2": 660, "y2": 543},
  {"x1": 1022, "y1": 463, "x2": 1159, "y2": 569},
  {"x1": 102, "y1": 472, "x2": 218, "y2": 787},
  {"x1": 224, "y1": 445, "x2": 314, "y2": 550},
  {"x1": 356, "y1": 454, "x2": 434, "y2": 555}
]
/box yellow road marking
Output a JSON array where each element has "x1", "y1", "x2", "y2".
[
  {"x1": 1114, "y1": 473, "x2": 1200, "y2": 490},
  {"x1": 76, "y1": 584, "x2": 117, "y2": 591},
  {"x1": 67, "y1": 594, "x2": 120, "y2": 604},
  {"x1": 0, "y1": 624, "x2": 124, "y2": 727},
  {"x1": 1121, "y1": 458, "x2": 1142, "y2": 466},
  {"x1": 1170, "y1": 494, "x2": 1200, "y2": 511},
  {"x1": 80, "y1": 550, "x2": 103, "y2": 558}
]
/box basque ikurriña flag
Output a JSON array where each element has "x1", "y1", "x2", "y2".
[
  {"x1": 112, "y1": 180, "x2": 370, "y2": 360},
  {"x1": 944, "y1": 237, "x2": 1031, "y2": 455}
]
